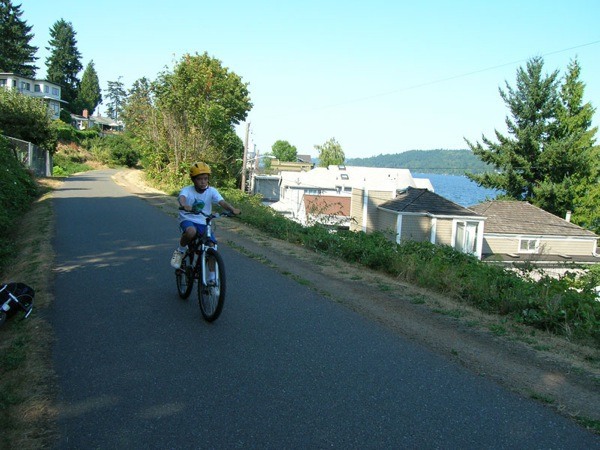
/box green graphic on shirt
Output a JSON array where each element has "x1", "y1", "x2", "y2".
[{"x1": 192, "y1": 200, "x2": 205, "y2": 213}]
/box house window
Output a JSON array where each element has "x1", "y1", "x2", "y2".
[
  {"x1": 0, "y1": 79, "x2": 6, "y2": 86},
  {"x1": 20, "y1": 81, "x2": 31, "y2": 91},
  {"x1": 519, "y1": 238, "x2": 539, "y2": 253},
  {"x1": 51, "y1": 87, "x2": 59, "y2": 96},
  {"x1": 44, "y1": 85, "x2": 49, "y2": 93},
  {"x1": 455, "y1": 221, "x2": 478, "y2": 255},
  {"x1": 34, "y1": 84, "x2": 41, "y2": 92}
]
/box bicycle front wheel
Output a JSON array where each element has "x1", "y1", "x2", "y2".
[
  {"x1": 198, "y1": 248, "x2": 226, "y2": 322},
  {"x1": 176, "y1": 252, "x2": 194, "y2": 299}
]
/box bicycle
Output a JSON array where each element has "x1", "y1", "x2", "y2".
[{"x1": 175, "y1": 209, "x2": 231, "y2": 322}]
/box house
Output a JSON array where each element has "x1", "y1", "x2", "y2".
[
  {"x1": 269, "y1": 165, "x2": 433, "y2": 229},
  {"x1": 0, "y1": 72, "x2": 66, "y2": 120},
  {"x1": 353, "y1": 186, "x2": 486, "y2": 258},
  {"x1": 469, "y1": 200, "x2": 599, "y2": 266},
  {"x1": 70, "y1": 110, "x2": 124, "y2": 132},
  {"x1": 269, "y1": 158, "x2": 314, "y2": 172}
]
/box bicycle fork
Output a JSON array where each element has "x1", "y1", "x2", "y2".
[{"x1": 198, "y1": 244, "x2": 218, "y2": 286}]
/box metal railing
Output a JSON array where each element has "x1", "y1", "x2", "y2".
[{"x1": 2, "y1": 135, "x2": 52, "y2": 177}]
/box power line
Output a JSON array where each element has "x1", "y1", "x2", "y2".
[{"x1": 308, "y1": 39, "x2": 600, "y2": 112}]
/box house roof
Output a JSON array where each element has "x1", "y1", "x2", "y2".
[
  {"x1": 380, "y1": 187, "x2": 483, "y2": 217},
  {"x1": 469, "y1": 201, "x2": 598, "y2": 238},
  {"x1": 280, "y1": 165, "x2": 434, "y2": 192}
]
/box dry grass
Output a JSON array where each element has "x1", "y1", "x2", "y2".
[{"x1": 0, "y1": 178, "x2": 60, "y2": 449}]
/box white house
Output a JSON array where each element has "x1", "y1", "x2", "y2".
[
  {"x1": 270, "y1": 165, "x2": 433, "y2": 228},
  {"x1": 0, "y1": 72, "x2": 66, "y2": 120}
]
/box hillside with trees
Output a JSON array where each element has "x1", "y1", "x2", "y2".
[{"x1": 346, "y1": 149, "x2": 492, "y2": 175}]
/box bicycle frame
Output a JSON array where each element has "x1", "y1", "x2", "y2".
[{"x1": 180, "y1": 210, "x2": 228, "y2": 286}]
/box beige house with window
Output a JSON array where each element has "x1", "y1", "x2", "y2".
[
  {"x1": 0, "y1": 72, "x2": 66, "y2": 119},
  {"x1": 351, "y1": 186, "x2": 486, "y2": 259},
  {"x1": 469, "y1": 201, "x2": 599, "y2": 266}
]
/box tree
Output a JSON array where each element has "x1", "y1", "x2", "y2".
[
  {"x1": 45, "y1": 19, "x2": 82, "y2": 113},
  {"x1": 555, "y1": 59, "x2": 599, "y2": 232},
  {"x1": 271, "y1": 140, "x2": 297, "y2": 162},
  {"x1": 0, "y1": 88, "x2": 57, "y2": 152},
  {"x1": 105, "y1": 77, "x2": 126, "y2": 120},
  {"x1": 73, "y1": 60, "x2": 102, "y2": 116},
  {"x1": 128, "y1": 52, "x2": 252, "y2": 185},
  {"x1": 315, "y1": 137, "x2": 345, "y2": 167},
  {"x1": 0, "y1": 0, "x2": 38, "y2": 77},
  {"x1": 465, "y1": 57, "x2": 599, "y2": 221}
]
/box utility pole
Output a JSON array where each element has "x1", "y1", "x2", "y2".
[{"x1": 241, "y1": 122, "x2": 250, "y2": 192}]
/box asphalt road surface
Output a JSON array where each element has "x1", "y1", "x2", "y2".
[{"x1": 50, "y1": 169, "x2": 600, "y2": 449}]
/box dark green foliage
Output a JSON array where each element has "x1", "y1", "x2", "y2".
[
  {"x1": 346, "y1": 149, "x2": 492, "y2": 175},
  {"x1": 466, "y1": 57, "x2": 599, "y2": 230},
  {"x1": 45, "y1": 19, "x2": 82, "y2": 112},
  {"x1": 89, "y1": 133, "x2": 139, "y2": 168},
  {"x1": 0, "y1": 137, "x2": 38, "y2": 271},
  {"x1": 72, "y1": 60, "x2": 102, "y2": 116},
  {"x1": 0, "y1": 0, "x2": 38, "y2": 77},
  {"x1": 105, "y1": 77, "x2": 126, "y2": 120}
]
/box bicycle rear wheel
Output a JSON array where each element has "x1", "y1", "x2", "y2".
[
  {"x1": 176, "y1": 252, "x2": 194, "y2": 299},
  {"x1": 198, "y1": 248, "x2": 226, "y2": 322}
]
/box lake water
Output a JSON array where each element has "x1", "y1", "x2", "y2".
[{"x1": 414, "y1": 173, "x2": 501, "y2": 207}]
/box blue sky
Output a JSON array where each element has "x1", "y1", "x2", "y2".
[{"x1": 16, "y1": 0, "x2": 600, "y2": 159}]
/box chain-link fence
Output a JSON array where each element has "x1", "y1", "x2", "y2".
[{"x1": 2, "y1": 135, "x2": 52, "y2": 177}]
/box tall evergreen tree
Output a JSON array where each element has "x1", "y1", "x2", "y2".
[
  {"x1": 45, "y1": 19, "x2": 82, "y2": 113},
  {"x1": 466, "y1": 57, "x2": 560, "y2": 201},
  {"x1": 105, "y1": 77, "x2": 126, "y2": 120},
  {"x1": 556, "y1": 59, "x2": 599, "y2": 232},
  {"x1": 466, "y1": 56, "x2": 599, "y2": 229},
  {"x1": 73, "y1": 60, "x2": 102, "y2": 115},
  {"x1": 0, "y1": 0, "x2": 38, "y2": 77}
]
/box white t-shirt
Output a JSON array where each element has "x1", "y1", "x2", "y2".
[{"x1": 177, "y1": 185, "x2": 223, "y2": 225}]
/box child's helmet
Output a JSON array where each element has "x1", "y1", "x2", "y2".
[{"x1": 190, "y1": 162, "x2": 211, "y2": 178}]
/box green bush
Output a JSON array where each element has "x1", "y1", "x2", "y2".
[
  {"x1": 52, "y1": 121, "x2": 100, "y2": 145},
  {"x1": 0, "y1": 137, "x2": 38, "y2": 272},
  {"x1": 89, "y1": 134, "x2": 139, "y2": 168}
]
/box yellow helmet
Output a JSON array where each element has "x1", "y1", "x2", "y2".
[{"x1": 189, "y1": 162, "x2": 211, "y2": 178}]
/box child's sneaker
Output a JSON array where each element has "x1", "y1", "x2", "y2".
[{"x1": 170, "y1": 250, "x2": 184, "y2": 269}]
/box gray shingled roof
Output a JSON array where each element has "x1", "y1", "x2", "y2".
[
  {"x1": 380, "y1": 187, "x2": 483, "y2": 217},
  {"x1": 469, "y1": 200, "x2": 598, "y2": 237}
]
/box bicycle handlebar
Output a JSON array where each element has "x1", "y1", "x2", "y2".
[{"x1": 178, "y1": 207, "x2": 234, "y2": 219}]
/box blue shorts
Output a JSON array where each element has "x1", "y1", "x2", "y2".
[{"x1": 180, "y1": 221, "x2": 217, "y2": 244}]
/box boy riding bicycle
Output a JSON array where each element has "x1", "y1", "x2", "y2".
[{"x1": 170, "y1": 162, "x2": 241, "y2": 274}]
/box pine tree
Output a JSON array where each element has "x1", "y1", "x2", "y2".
[
  {"x1": 466, "y1": 56, "x2": 599, "y2": 229},
  {"x1": 466, "y1": 57, "x2": 560, "y2": 201},
  {"x1": 556, "y1": 59, "x2": 600, "y2": 232},
  {"x1": 0, "y1": 0, "x2": 38, "y2": 77},
  {"x1": 45, "y1": 19, "x2": 82, "y2": 113},
  {"x1": 105, "y1": 77, "x2": 126, "y2": 120},
  {"x1": 73, "y1": 60, "x2": 102, "y2": 115}
]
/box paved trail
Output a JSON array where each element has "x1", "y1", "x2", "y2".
[{"x1": 50, "y1": 170, "x2": 600, "y2": 448}]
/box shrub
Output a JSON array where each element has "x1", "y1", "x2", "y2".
[{"x1": 0, "y1": 137, "x2": 38, "y2": 272}]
